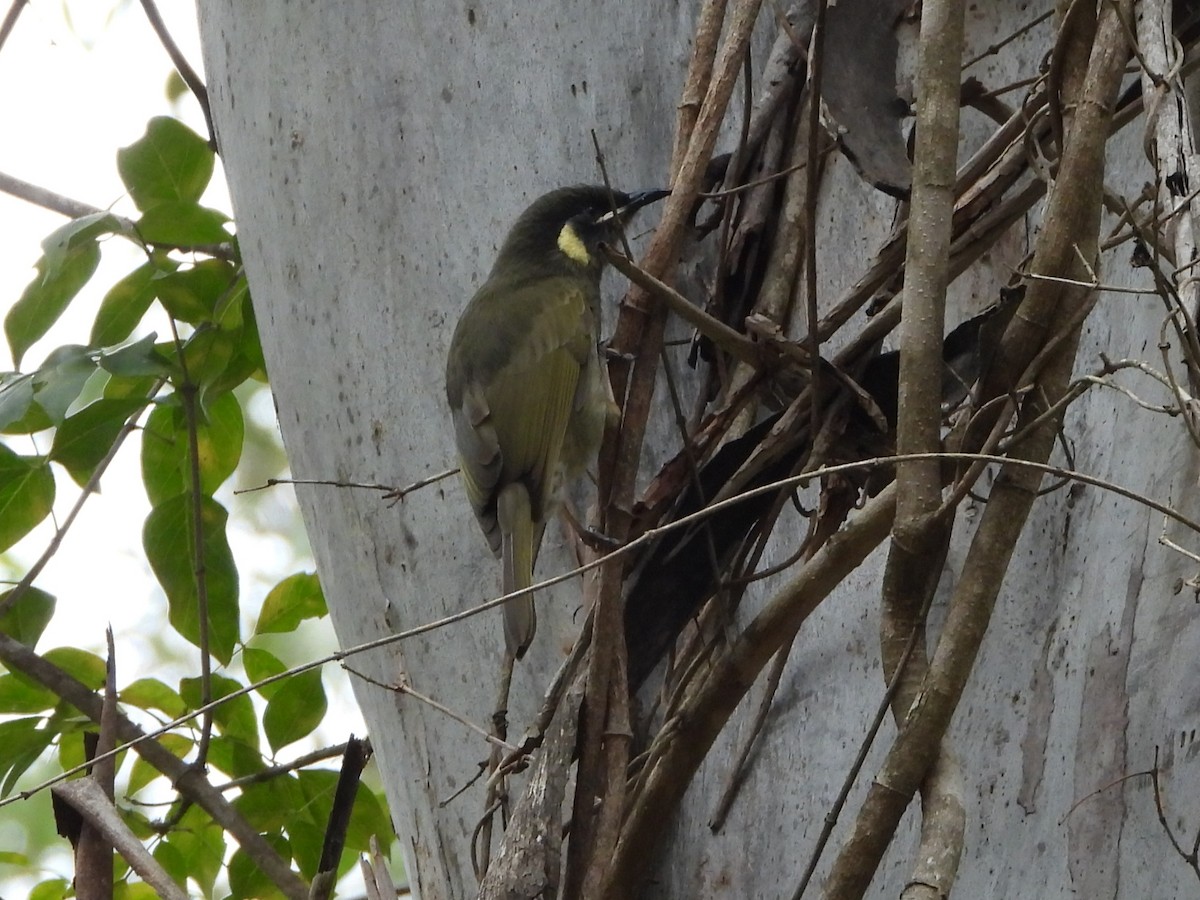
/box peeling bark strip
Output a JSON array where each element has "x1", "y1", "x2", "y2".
[
  {"x1": 1018, "y1": 623, "x2": 1060, "y2": 814},
  {"x1": 823, "y1": 0, "x2": 915, "y2": 196},
  {"x1": 1068, "y1": 511, "x2": 1144, "y2": 896}
]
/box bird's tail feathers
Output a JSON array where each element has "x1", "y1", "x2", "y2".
[{"x1": 498, "y1": 482, "x2": 536, "y2": 659}]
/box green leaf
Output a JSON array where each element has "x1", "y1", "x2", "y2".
[
  {"x1": 136, "y1": 203, "x2": 230, "y2": 246},
  {"x1": 91, "y1": 260, "x2": 174, "y2": 346},
  {"x1": 56, "y1": 729, "x2": 87, "y2": 775},
  {"x1": 242, "y1": 646, "x2": 287, "y2": 699},
  {"x1": 345, "y1": 782, "x2": 396, "y2": 854},
  {"x1": 124, "y1": 807, "x2": 156, "y2": 840},
  {"x1": 113, "y1": 881, "x2": 163, "y2": 900},
  {"x1": 264, "y1": 668, "x2": 326, "y2": 753},
  {"x1": 289, "y1": 819, "x2": 325, "y2": 881},
  {"x1": 180, "y1": 673, "x2": 258, "y2": 751},
  {"x1": 29, "y1": 344, "x2": 98, "y2": 425},
  {"x1": 140, "y1": 399, "x2": 186, "y2": 505},
  {"x1": 214, "y1": 272, "x2": 250, "y2": 328},
  {"x1": 206, "y1": 734, "x2": 266, "y2": 779},
  {"x1": 163, "y1": 805, "x2": 225, "y2": 896},
  {"x1": 181, "y1": 326, "x2": 235, "y2": 394},
  {"x1": 255, "y1": 573, "x2": 326, "y2": 635},
  {"x1": 0, "y1": 446, "x2": 55, "y2": 552},
  {"x1": 98, "y1": 333, "x2": 172, "y2": 378},
  {"x1": 49, "y1": 396, "x2": 146, "y2": 486},
  {"x1": 0, "y1": 717, "x2": 54, "y2": 798},
  {"x1": 0, "y1": 373, "x2": 36, "y2": 432},
  {"x1": 165, "y1": 70, "x2": 188, "y2": 103},
  {"x1": 145, "y1": 496, "x2": 241, "y2": 667},
  {"x1": 143, "y1": 494, "x2": 240, "y2": 664},
  {"x1": 117, "y1": 116, "x2": 213, "y2": 210},
  {"x1": 286, "y1": 816, "x2": 328, "y2": 883},
  {"x1": 228, "y1": 839, "x2": 290, "y2": 900},
  {"x1": 0, "y1": 850, "x2": 30, "y2": 865},
  {"x1": 0, "y1": 344, "x2": 106, "y2": 434},
  {"x1": 42, "y1": 647, "x2": 106, "y2": 688},
  {"x1": 0, "y1": 673, "x2": 56, "y2": 713},
  {"x1": 234, "y1": 775, "x2": 305, "y2": 832},
  {"x1": 236, "y1": 286, "x2": 266, "y2": 375},
  {"x1": 5, "y1": 213, "x2": 120, "y2": 367},
  {"x1": 120, "y1": 677, "x2": 186, "y2": 718},
  {"x1": 209, "y1": 290, "x2": 267, "y2": 390},
  {"x1": 151, "y1": 839, "x2": 188, "y2": 891},
  {"x1": 141, "y1": 392, "x2": 245, "y2": 506},
  {"x1": 103, "y1": 372, "x2": 162, "y2": 402},
  {"x1": 296, "y1": 768, "x2": 338, "y2": 810},
  {"x1": 128, "y1": 732, "x2": 191, "y2": 795},
  {"x1": 29, "y1": 878, "x2": 70, "y2": 900},
  {"x1": 205, "y1": 334, "x2": 259, "y2": 402},
  {"x1": 185, "y1": 388, "x2": 244, "y2": 492},
  {"x1": 0, "y1": 586, "x2": 56, "y2": 647},
  {"x1": 156, "y1": 258, "x2": 237, "y2": 324}
]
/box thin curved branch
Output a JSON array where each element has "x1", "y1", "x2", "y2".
[
  {"x1": 0, "y1": 0, "x2": 28, "y2": 56},
  {"x1": 137, "y1": 0, "x2": 217, "y2": 149}
]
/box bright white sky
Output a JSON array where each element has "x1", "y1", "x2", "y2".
[{"x1": 0, "y1": 2, "x2": 367, "y2": 892}]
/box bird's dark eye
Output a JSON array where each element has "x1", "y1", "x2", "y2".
[{"x1": 570, "y1": 208, "x2": 604, "y2": 231}]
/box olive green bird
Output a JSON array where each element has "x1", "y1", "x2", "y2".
[{"x1": 445, "y1": 185, "x2": 668, "y2": 659}]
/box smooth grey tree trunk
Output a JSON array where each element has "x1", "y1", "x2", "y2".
[
  {"x1": 199, "y1": 3, "x2": 1200, "y2": 897},
  {"x1": 198, "y1": 5, "x2": 688, "y2": 897}
]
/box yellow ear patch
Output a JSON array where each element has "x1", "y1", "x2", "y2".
[{"x1": 557, "y1": 222, "x2": 592, "y2": 266}]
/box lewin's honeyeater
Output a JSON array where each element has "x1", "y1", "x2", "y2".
[{"x1": 445, "y1": 184, "x2": 667, "y2": 658}]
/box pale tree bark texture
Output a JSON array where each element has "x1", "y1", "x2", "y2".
[{"x1": 200, "y1": 2, "x2": 1200, "y2": 898}]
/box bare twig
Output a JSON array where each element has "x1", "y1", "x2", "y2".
[
  {"x1": 0, "y1": 169, "x2": 236, "y2": 259},
  {"x1": 577, "y1": 0, "x2": 767, "y2": 892},
  {"x1": 803, "y1": 0, "x2": 828, "y2": 439},
  {"x1": 1149, "y1": 747, "x2": 1200, "y2": 880},
  {"x1": 310, "y1": 735, "x2": 371, "y2": 900},
  {"x1": 963, "y1": 8, "x2": 1054, "y2": 69},
  {"x1": 345, "y1": 665, "x2": 517, "y2": 753},
  {"x1": 602, "y1": 247, "x2": 763, "y2": 365},
  {"x1": 235, "y1": 471, "x2": 459, "y2": 498},
  {"x1": 137, "y1": 0, "x2": 216, "y2": 148},
  {"x1": 64, "y1": 630, "x2": 120, "y2": 899},
  {"x1": 0, "y1": 0, "x2": 29, "y2": 54},
  {"x1": 0, "y1": 171, "x2": 108, "y2": 221},
  {"x1": 670, "y1": 0, "x2": 730, "y2": 175},
  {"x1": 213, "y1": 741, "x2": 355, "y2": 792}
]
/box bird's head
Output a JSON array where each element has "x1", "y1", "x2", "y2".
[{"x1": 491, "y1": 184, "x2": 669, "y2": 278}]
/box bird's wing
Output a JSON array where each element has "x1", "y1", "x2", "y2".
[
  {"x1": 452, "y1": 278, "x2": 593, "y2": 547},
  {"x1": 452, "y1": 382, "x2": 504, "y2": 553}
]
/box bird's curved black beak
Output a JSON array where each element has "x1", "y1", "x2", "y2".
[{"x1": 597, "y1": 188, "x2": 671, "y2": 223}]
